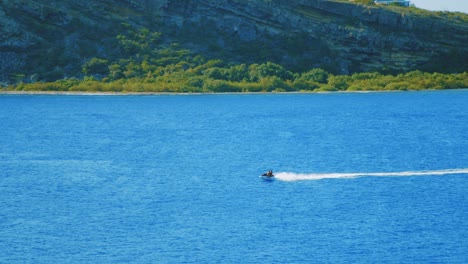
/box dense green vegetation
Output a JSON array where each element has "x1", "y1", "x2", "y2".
[
  {"x1": 7, "y1": 70, "x2": 466, "y2": 93},
  {"x1": 3, "y1": 27, "x2": 467, "y2": 93}
]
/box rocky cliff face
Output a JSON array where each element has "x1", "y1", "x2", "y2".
[
  {"x1": 157, "y1": 0, "x2": 467, "y2": 72},
  {"x1": 0, "y1": 0, "x2": 467, "y2": 83}
]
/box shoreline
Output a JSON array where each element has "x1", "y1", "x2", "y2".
[
  {"x1": 1, "y1": 89, "x2": 465, "y2": 96},
  {"x1": 0, "y1": 90, "x2": 359, "y2": 96},
  {"x1": 0, "y1": 91, "x2": 189, "y2": 96}
]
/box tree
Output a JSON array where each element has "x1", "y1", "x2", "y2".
[
  {"x1": 251, "y1": 62, "x2": 293, "y2": 81},
  {"x1": 328, "y1": 75, "x2": 350, "y2": 90},
  {"x1": 292, "y1": 79, "x2": 320, "y2": 91},
  {"x1": 108, "y1": 64, "x2": 124, "y2": 80},
  {"x1": 299, "y1": 68, "x2": 329, "y2": 83},
  {"x1": 82, "y1": 58, "x2": 109, "y2": 75},
  {"x1": 226, "y1": 64, "x2": 249, "y2": 82},
  {"x1": 203, "y1": 67, "x2": 227, "y2": 80},
  {"x1": 354, "y1": 0, "x2": 375, "y2": 5},
  {"x1": 117, "y1": 26, "x2": 161, "y2": 57},
  {"x1": 259, "y1": 76, "x2": 291, "y2": 92}
]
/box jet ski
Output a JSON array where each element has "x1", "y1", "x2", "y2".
[{"x1": 260, "y1": 170, "x2": 274, "y2": 180}]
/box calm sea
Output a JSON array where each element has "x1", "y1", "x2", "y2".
[{"x1": 1, "y1": 91, "x2": 467, "y2": 263}]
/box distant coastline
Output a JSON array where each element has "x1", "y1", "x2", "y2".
[
  {"x1": 0, "y1": 91, "x2": 178, "y2": 96},
  {"x1": 1, "y1": 89, "x2": 466, "y2": 96}
]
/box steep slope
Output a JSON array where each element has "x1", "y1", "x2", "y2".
[{"x1": 0, "y1": 0, "x2": 467, "y2": 83}]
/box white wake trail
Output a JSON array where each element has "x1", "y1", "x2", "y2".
[{"x1": 275, "y1": 169, "x2": 468, "y2": 182}]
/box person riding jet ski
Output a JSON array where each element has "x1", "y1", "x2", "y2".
[{"x1": 262, "y1": 170, "x2": 274, "y2": 177}]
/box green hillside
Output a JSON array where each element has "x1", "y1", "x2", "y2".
[{"x1": 0, "y1": 0, "x2": 467, "y2": 91}]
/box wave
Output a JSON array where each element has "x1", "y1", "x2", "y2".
[{"x1": 275, "y1": 168, "x2": 468, "y2": 182}]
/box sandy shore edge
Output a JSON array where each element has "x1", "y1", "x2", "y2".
[
  {"x1": 0, "y1": 90, "x2": 420, "y2": 96},
  {"x1": 0, "y1": 91, "x2": 204, "y2": 96}
]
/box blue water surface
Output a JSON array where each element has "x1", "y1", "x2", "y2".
[{"x1": 1, "y1": 91, "x2": 467, "y2": 263}]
